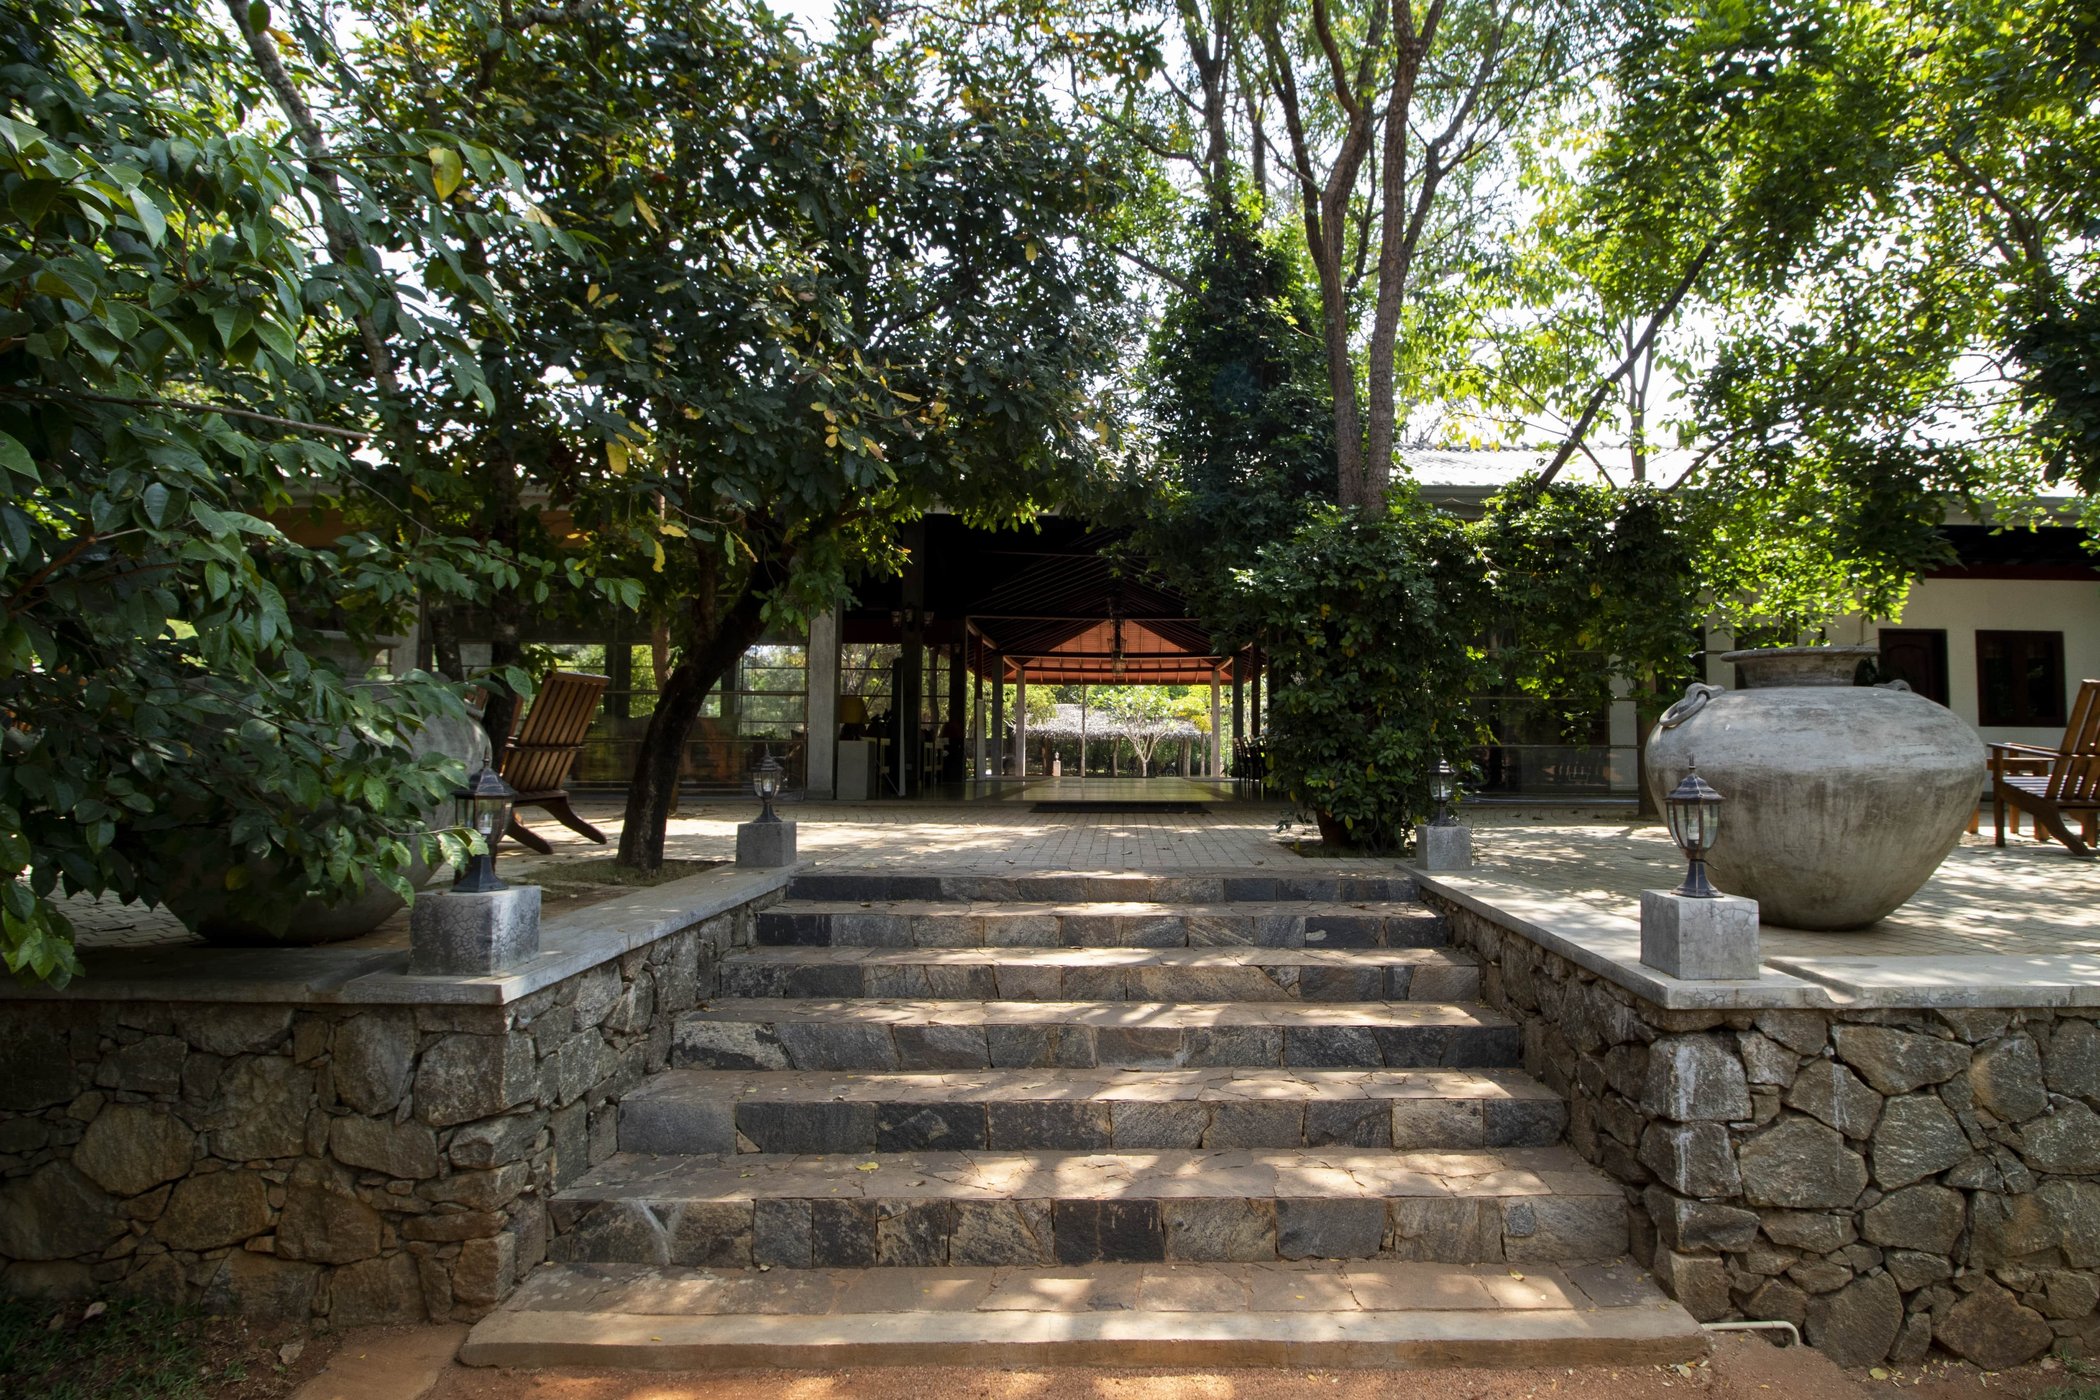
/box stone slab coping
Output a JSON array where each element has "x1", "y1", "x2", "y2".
[
  {"x1": 628, "y1": 1065, "x2": 1564, "y2": 1106},
  {"x1": 502, "y1": 1258, "x2": 1670, "y2": 1317},
  {"x1": 726, "y1": 946, "x2": 1475, "y2": 968},
  {"x1": 684, "y1": 997, "x2": 1506, "y2": 1027},
  {"x1": 1414, "y1": 866, "x2": 2100, "y2": 1012},
  {"x1": 770, "y1": 900, "x2": 1437, "y2": 916},
  {"x1": 464, "y1": 1261, "x2": 1706, "y2": 1370},
  {"x1": 564, "y1": 1144, "x2": 1620, "y2": 1203},
  {"x1": 1767, "y1": 953, "x2": 2100, "y2": 1009},
  {"x1": 0, "y1": 864, "x2": 794, "y2": 1007}
]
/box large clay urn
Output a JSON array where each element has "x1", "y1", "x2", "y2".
[
  {"x1": 158, "y1": 637, "x2": 492, "y2": 945},
  {"x1": 1643, "y1": 645, "x2": 1985, "y2": 930}
]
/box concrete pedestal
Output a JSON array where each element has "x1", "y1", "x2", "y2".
[
  {"x1": 409, "y1": 885, "x2": 541, "y2": 977},
  {"x1": 836, "y1": 740, "x2": 877, "y2": 801},
  {"x1": 1640, "y1": 889, "x2": 1761, "y2": 980},
  {"x1": 737, "y1": 819, "x2": 798, "y2": 867},
  {"x1": 1414, "y1": 823, "x2": 1473, "y2": 872}
]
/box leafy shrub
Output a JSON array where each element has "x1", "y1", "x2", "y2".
[{"x1": 1222, "y1": 498, "x2": 1489, "y2": 851}]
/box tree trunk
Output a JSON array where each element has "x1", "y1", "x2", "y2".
[
  {"x1": 1361, "y1": 35, "x2": 1425, "y2": 507},
  {"x1": 617, "y1": 530, "x2": 786, "y2": 870},
  {"x1": 617, "y1": 584, "x2": 772, "y2": 869},
  {"x1": 1316, "y1": 251, "x2": 1368, "y2": 506}
]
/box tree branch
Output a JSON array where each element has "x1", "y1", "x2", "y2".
[
  {"x1": 0, "y1": 385, "x2": 372, "y2": 441},
  {"x1": 1538, "y1": 234, "x2": 1720, "y2": 486}
]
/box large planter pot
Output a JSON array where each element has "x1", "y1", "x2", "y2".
[
  {"x1": 161, "y1": 690, "x2": 491, "y2": 947},
  {"x1": 1643, "y1": 645, "x2": 1985, "y2": 930}
]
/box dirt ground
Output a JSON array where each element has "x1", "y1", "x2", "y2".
[{"x1": 419, "y1": 1337, "x2": 2100, "y2": 1400}]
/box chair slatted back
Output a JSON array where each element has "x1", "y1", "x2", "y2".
[
  {"x1": 2052, "y1": 679, "x2": 2100, "y2": 804},
  {"x1": 500, "y1": 671, "x2": 609, "y2": 795}
]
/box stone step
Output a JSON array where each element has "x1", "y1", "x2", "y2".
[
  {"x1": 673, "y1": 999, "x2": 1520, "y2": 1072},
  {"x1": 718, "y1": 945, "x2": 1480, "y2": 1002},
  {"x1": 547, "y1": 1146, "x2": 1630, "y2": 1268},
  {"x1": 462, "y1": 1260, "x2": 1706, "y2": 1370},
  {"x1": 619, "y1": 1067, "x2": 1566, "y2": 1155},
  {"x1": 757, "y1": 901, "x2": 1445, "y2": 950},
  {"x1": 787, "y1": 872, "x2": 1419, "y2": 905}
]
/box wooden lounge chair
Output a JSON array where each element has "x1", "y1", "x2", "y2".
[
  {"x1": 1990, "y1": 678, "x2": 2100, "y2": 858},
  {"x1": 499, "y1": 670, "x2": 610, "y2": 854}
]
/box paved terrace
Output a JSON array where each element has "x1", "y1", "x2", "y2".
[
  {"x1": 1419, "y1": 817, "x2": 2100, "y2": 1013},
  {"x1": 57, "y1": 798, "x2": 2100, "y2": 1012},
  {"x1": 65, "y1": 797, "x2": 1323, "y2": 952}
]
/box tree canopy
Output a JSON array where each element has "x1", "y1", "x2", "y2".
[{"x1": 340, "y1": 0, "x2": 1154, "y2": 868}]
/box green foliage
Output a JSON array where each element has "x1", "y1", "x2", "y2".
[
  {"x1": 1918, "y1": 0, "x2": 2100, "y2": 494},
  {"x1": 1219, "y1": 501, "x2": 1488, "y2": 852},
  {"x1": 339, "y1": 0, "x2": 1152, "y2": 864},
  {"x1": 1092, "y1": 684, "x2": 1182, "y2": 773},
  {"x1": 1001, "y1": 684, "x2": 1061, "y2": 730},
  {"x1": 0, "y1": 0, "x2": 534, "y2": 983},
  {"x1": 352, "y1": 0, "x2": 1147, "y2": 597},
  {"x1": 1476, "y1": 477, "x2": 1704, "y2": 724},
  {"x1": 1136, "y1": 208, "x2": 1334, "y2": 597}
]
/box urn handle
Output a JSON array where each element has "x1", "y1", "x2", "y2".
[{"x1": 1658, "y1": 681, "x2": 1725, "y2": 730}]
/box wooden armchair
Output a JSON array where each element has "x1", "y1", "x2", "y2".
[
  {"x1": 499, "y1": 670, "x2": 611, "y2": 854},
  {"x1": 1990, "y1": 678, "x2": 2100, "y2": 858}
]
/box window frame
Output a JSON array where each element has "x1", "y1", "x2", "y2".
[{"x1": 1975, "y1": 629, "x2": 2067, "y2": 727}]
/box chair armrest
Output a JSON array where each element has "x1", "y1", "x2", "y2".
[{"x1": 1989, "y1": 742, "x2": 2068, "y2": 758}]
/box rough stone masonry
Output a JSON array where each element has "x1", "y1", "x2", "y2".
[
  {"x1": 0, "y1": 902, "x2": 761, "y2": 1323},
  {"x1": 1429, "y1": 895, "x2": 2100, "y2": 1370}
]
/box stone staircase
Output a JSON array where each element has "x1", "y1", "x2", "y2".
[{"x1": 462, "y1": 872, "x2": 1705, "y2": 1369}]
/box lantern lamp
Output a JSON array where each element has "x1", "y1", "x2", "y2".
[
  {"x1": 752, "y1": 750, "x2": 785, "y2": 824},
  {"x1": 1430, "y1": 758, "x2": 1458, "y2": 827},
  {"x1": 1663, "y1": 763, "x2": 1725, "y2": 899},
  {"x1": 450, "y1": 766, "x2": 518, "y2": 894}
]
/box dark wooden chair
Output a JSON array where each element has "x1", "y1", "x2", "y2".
[
  {"x1": 1990, "y1": 678, "x2": 2100, "y2": 858},
  {"x1": 499, "y1": 670, "x2": 611, "y2": 854}
]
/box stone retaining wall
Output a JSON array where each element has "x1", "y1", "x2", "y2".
[
  {"x1": 0, "y1": 899, "x2": 766, "y2": 1323},
  {"x1": 1428, "y1": 894, "x2": 2100, "y2": 1369}
]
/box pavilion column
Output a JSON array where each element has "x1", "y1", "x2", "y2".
[
  {"x1": 1013, "y1": 668, "x2": 1028, "y2": 777},
  {"x1": 1232, "y1": 655, "x2": 1246, "y2": 755},
  {"x1": 805, "y1": 608, "x2": 839, "y2": 798},
  {"x1": 1079, "y1": 684, "x2": 1088, "y2": 777},
  {"x1": 899, "y1": 624, "x2": 923, "y2": 797},
  {"x1": 1209, "y1": 666, "x2": 1223, "y2": 778},
  {"x1": 1250, "y1": 648, "x2": 1263, "y2": 738},
  {"x1": 945, "y1": 636, "x2": 967, "y2": 784},
  {"x1": 899, "y1": 521, "x2": 926, "y2": 797},
  {"x1": 990, "y1": 654, "x2": 1005, "y2": 777},
  {"x1": 971, "y1": 632, "x2": 985, "y2": 783}
]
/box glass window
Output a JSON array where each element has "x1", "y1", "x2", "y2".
[{"x1": 1977, "y1": 631, "x2": 2066, "y2": 727}]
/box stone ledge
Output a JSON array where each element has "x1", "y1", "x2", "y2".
[
  {"x1": 1412, "y1": 870, "x2": 1827, "y2": 1011},
  {"x1": 1769, "y1": 954, "x2": 2100, "y2": 1009},
  {"x1": 0, "y1": 865, "x2": 794, "y2": 1007},
  {"x1": 461, "y1": 1294, "x2": 1709, "y2": 1370},
  {"x1": 1416, "y1": 869, "x2": 2100, "y2": 1011}
]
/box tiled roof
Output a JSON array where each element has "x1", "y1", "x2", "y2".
[{"x1": 1403, "y1": 447, "x2": 1700, "y2": 491}]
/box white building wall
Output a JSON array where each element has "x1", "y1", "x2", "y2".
[
  {"x1": 1703, "y1": 576, "x2": 2100, "y2": 752},
  {"x1": 1864, "y1": 577, "x2": 2100, "y2": 750}
]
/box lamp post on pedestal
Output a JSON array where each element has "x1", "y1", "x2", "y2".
[
  {"x1": 1414, "y1": 757, "x2": 1472, "y2": 871},
  {"x1": 737, "y1": 749, "x2": 798, "y2": 867},
  {"x1": 410, "y1": 766, "x2": 542, "y2": 977},
  {"x1": 1640, "y1": 763, "x2": 1761, "y2": 980}
]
